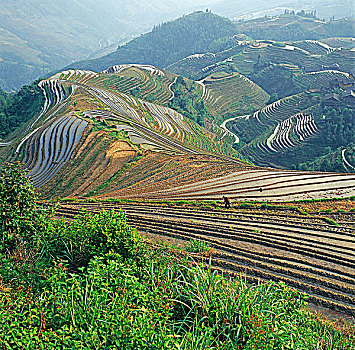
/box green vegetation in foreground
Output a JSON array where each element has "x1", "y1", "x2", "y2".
[
  {"x1": 2, "y1": 163, "x2": 354, "y2": 348},
  {"x1": 185, "y1": 238, "x2": 211, "y2": 253}
]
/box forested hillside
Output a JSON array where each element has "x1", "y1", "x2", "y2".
[
  {"x1": 0, "y1": 83, "x2": 44, "y2": 139},
  {"x1": 66, "y1": 11, "x2": 239, "y2": 73}
]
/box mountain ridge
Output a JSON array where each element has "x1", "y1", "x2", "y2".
[{"x1": 64, "y1": 12, "x2": 354, "y2": 76}]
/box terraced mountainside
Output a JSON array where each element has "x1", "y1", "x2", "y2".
[
  {"x1": 167, "y1": 36, "x2": 354, "y2": 93},
  {"x1": 165, "y1": 34, "x2": 355, "y2": 172},
  {"x1": 0, "y1": 65, "x2": 354, "y2": 201},
  {"x1": 228, "y1": 97, "x2": 354, "y2": 171}
]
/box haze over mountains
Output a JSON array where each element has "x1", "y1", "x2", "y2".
[
  {"x1": 214, "y1": 0, "x2": 354, "y2": 21},
  {"x1": 0, "y1": 0, "x2": 221, "y2": 91},
  {"x1": 1, "y1": 0, "x2": 354, "y2": 91}
]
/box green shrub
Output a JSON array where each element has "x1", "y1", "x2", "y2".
[{"x1": 32, "y1": 209, "x2": 147, "y2": 271}]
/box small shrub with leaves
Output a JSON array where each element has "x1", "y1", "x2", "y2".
[
  {"x1": 34, "y1": 209, "x2": 148, "y2": 270},
  {"x1": 0, "y1": 162, "x2": 54, "y2": 252},
  {"x1": 0, "y1": 162, "x2": 37, "y2": 251}
]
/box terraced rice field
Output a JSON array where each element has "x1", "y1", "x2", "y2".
[
  {"x1": 53, "y1": 66, "x2": 175, "y2": 105},
  {"x1": 201, "y1": 72, "x2": 269, "y2": 117},
  {"x1": 98, "y1": 65, "x2": 174, "y2": 104},
  {"x1": 166, "y1": 45, "x2": 244, "y2": 80},
  {"x1": 243, "y1": 113, "x2": 319, "y2": 166},
  {"x1": 234, "y1": 40, "x2": 353, "y2": 76},
  {"x1": 226, "y1": 92, "x2": 320, "y2": 167},
  {"x1": 294, "y1": 71, "x2": 349, "y2": 90},
  {"x1": 292, "y1": 40, "x2": 335, "y2": 55},
  {"x1": 3, "y1": 67, "x2": 243, "y2": 189},
  {"x1": 25, "y1": 114, "x2": 89, "y2": 188},
  {"x1": 56, "y1": 201, "x2": 355, "y2": 317},
  {"x1": 102, "y1": 167, "x2": 355, "y2": 202},
  {"x1": 321, "y1": 37, "x2": 355, "y2": 50}
]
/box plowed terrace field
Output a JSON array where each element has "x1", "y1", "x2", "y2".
[{"x1": 57, "y1": 201, "x2": 355, "y2": 318}]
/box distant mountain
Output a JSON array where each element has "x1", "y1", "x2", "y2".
[
  {"x1": 65, "y1": 11, "x2": 239, "y2": 73},
  {"x1": 234, "y1": 14, "x2": 354, "y2": 41},
  {"x1": 214, "y1": 0, "x2": 354, "y2": 21},
  {"x1": 0, "y1": 0, "x2": 222, "y2": 91}
]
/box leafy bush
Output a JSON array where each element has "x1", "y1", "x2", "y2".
[{"x1": 33, "y1": 210, "x2": 147, "y2": 270}]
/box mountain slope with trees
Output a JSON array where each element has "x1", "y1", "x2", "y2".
[
  {"x1": 66, "y1": 11, "x2": 239, "y2": 73},
  {"x1": 0, "y1": 82, "x2": 44, "y2": 139}
]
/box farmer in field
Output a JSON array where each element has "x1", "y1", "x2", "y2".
[{"x1": 223, "y1": 195, "x2": 231, "y2": 209}]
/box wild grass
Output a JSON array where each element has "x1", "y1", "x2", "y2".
[
  {"x1": 185, "y1": 238, "x2": 211, "y2": 253},
  {"x1": 321, "y1": 217, "x2": 340, "y2": 226}
]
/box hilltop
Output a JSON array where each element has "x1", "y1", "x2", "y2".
[
  {"x1": 234, "y1": 14, "x2": 354, "y2": 41},
  {"x1": 66, "y1": 11, "x2": 239, "y2": 73}
]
